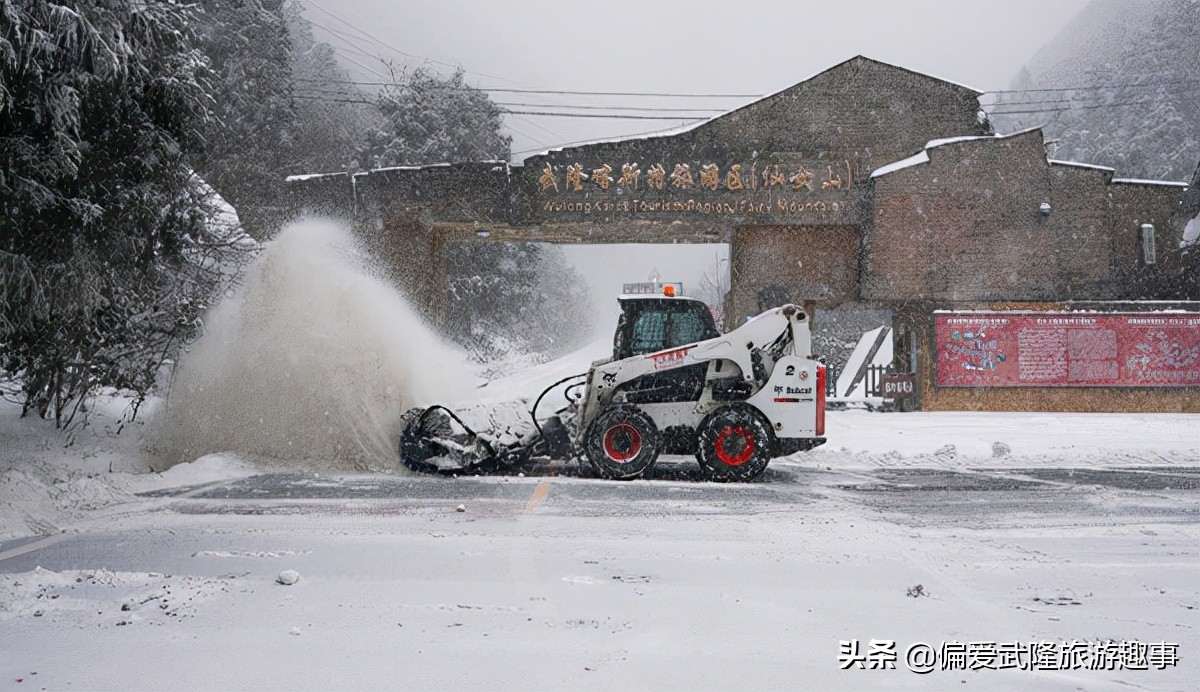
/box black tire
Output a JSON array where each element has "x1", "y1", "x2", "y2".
[
  {"x1": 696, "y1": 405, "x2": 773, "y2": 482},
  {"x1": 584, "y1": 404, "x2": 662, "y2": 480}
]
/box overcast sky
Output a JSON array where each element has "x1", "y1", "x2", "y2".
[{"x1": 300, "y1": 0, "x2": 1091, "y2": 161}]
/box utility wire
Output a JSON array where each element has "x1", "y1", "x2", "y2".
[
  {"x1": 293, "y1": 77, "x2": 760, "y2": 98},
  {"x1": 296, "y1": 79, "x2": 1199, "y2": 114},
  {"x1": 292, "y1": 91, "x2": 1184, "y2": 121},
  {"x1": 984, "y1": 78, "x2": 1197, "y2": 95},
  {"x1": 293, "y1": 75, "x2": 1195, "y2": 100},
  {"x1": 984, "y1": 98, "x2": 1186, "y2": 116},
  {"x1": 294, "y1": 87, "x2": 726, "y2": 113},
  {"x1": 303, "y1": 1, "x2": 516, "y2": 85},
  {"x1": 325, "y1": 46, "x2": 388, "y2": 80},
  {"x1": 291, "y1": 94, "x2": 703, "y2": 120},
  {"x1": 982, "y1": 86, "x2": 1200, "y2": 109}
]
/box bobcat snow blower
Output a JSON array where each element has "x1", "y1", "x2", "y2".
[{"x1": 399, "y1": 284, "x2": 826, "y2": 481}]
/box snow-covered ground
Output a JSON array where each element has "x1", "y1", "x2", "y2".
[{"x1": 1, "y1": 340, "x2": 1197, "y2": 689}]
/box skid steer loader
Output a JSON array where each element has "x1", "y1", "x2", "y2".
[{"x1": 399, "y1": 284, "x2": 826, "y2": 481}]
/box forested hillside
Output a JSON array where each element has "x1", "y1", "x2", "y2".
[{"x1": 988, "y1": 0, "x2": 1199, "y2": 182}]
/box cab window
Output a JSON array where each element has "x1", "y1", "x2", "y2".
[{"x1": 620, "y1": 301, "x2": 718, "y2": 358}]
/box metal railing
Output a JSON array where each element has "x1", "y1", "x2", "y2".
[{"x1": 825, "y1": 363, "x2": 892, "y2": 399}]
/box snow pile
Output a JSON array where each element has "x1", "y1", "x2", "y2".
[
  {"x1": 805, "y1": 408, "x2": 1200, "y2": 469},
  {"x1": 157, "y1": 219, "x2": 474, "y2": 471},
  {"x1": 0, "y1": 388, "x2": 259, "y2": 539},
  {"x1": 0, "y1": 389, "x2": 151, "y2": 538}
]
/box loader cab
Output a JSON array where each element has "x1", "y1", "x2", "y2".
[{"x1": 613, "y1": 294, "x2": 720, "y2": 361}]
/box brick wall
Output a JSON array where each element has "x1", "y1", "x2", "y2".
[
  {"x1": 728, "y1": 225, "x2": 860, "y2": 326},
  {"x1": 1108, "y1": 181, "x2": 1193, "y2": 298},
  {"x1": 694, "y1": 56, "x2": 987, "y2": 168},
  {"x1": 864, "y1": 129, "x2": 1190, "y2": 304}
]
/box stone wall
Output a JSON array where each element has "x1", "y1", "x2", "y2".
[
  {"x1": 695, "y1": 56, "x2": 987, "y2": 167},
  {"x1": 864, "y1": 129, "x2": 1190, "y2": 304},
  {"x1": 728, "y1": 225, "x2": 861, "y2": 327}
]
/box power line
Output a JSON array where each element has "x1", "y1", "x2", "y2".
[
  {"x1": 290, "y1": 94, "x2": 706, "y2": 120},
  {"x1": 302, "y1": 1, "x2": 515, "y2": 85},
  {"x1": 499, "y1": 102, "x2": 723, "y2": 114},
  {"x1": 294, "y1": 75, "x2": 1198, "y2": 101},
  {"x1": 294, "y1": 87, "x2": 726, "y2": 113},
  {"x1": 502, "y1": 110, "x2": 703, "y2": 121},
  {"x1": 985, "y1": 98, "x2": 1186, "y2": 116},
  {"x1": 296, "y1": 79, "x2": 1200, "y2": 114},
  {"x1": 293, "y1": 77, "x2": 760, "y2": 98},
  {"x1": 292, "y1": 88, "x2": 1190, "y2": 120},
  {"x1": 325, "y1": 46, "x2": 388, "y2": 80},
  {"x1": 982, "y1": 86, "x2": 1200, "y2": 109},
  {"x1": 984, "y1": 78, "x2": 1197, "y2": 95}
]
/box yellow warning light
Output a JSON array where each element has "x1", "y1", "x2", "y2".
[{"x1": 663, "y1": 284, "x2": 677, "y2": 297}]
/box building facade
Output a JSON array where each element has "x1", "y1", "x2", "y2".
[{"x1": 288, "y1": 56, "x2": 1198, "y2": 412}]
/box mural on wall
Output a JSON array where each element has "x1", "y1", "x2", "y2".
[{"x1": 935, "y1": 312, "x2": 1200, "y2": 388}]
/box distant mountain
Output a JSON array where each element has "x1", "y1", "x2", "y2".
[{"x1": 988, "y1": 0, "x2": 1199, "y2": 182}]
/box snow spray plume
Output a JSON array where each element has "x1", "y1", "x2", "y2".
[{"x1": 158, "y1": 219, "x2": 472, "y2": 470}]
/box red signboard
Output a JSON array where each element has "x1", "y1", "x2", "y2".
[
  {"x1": 934, "y1": 312, "x2": 1200, "y2": 388},
  {"x1": 877, "y1": 372, "x2": 916, "y2": 399}
]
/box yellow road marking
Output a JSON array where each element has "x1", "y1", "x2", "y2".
[{"x1": 523, "y1": 481, "x2": 550, "y2": 514}]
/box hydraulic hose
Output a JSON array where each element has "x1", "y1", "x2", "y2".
[{"x1": 530, "y1": 373, "x2": 588, "y2": 437}]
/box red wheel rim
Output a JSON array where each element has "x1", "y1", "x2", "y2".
[
  {"x1": 603, "y1": 423, "x2": 642, "y2": 462},
  {"x1": 714, "y1": 425, "x2": 755, "y2": 466}
]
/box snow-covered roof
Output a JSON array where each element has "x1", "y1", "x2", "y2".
[
  {"x1": 288, "y1": 161, "x2": 510, "y2": 183},
  {"x1": 1111, "y1": 177, "x2": 1189, "y2": 188},
  {"x1": 870, "y1": 133, "x2": 1011, "y2": 178},
  {"x1": 369, "y1": 160, "x2": 508, "y2": 174},
  {"x1": 1048, "y1": 159, "x2": 1115, "y2": 172},
  {"x1": 869, "y1": 151, "x2": 930, "y2": 178},
  {"x1": 284, "y1": 171, "x2": 348, "y2": 183},
  {"x1": 371, "y1": 162, "x2": 453, "y2": 173}
]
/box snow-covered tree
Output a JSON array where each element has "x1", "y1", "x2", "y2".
[
  {"x1": 190, "y1": 0, "x2": 296, "y2": 236},
  {"x1": 445, "y1": 243, "x2": 592, "y2": 363},
  {"x1": 0, "y1": 0, "x2": 238, "y2": 426},
  {"x1": 991, "y1": 0, "x2": 1199, "y2": 181},
  {"x1": 281, "y1": 2, "x2": 380, "y2": 178},
  {"x1": 365, "y1": 66, "x2": 511, "y2": 167}
]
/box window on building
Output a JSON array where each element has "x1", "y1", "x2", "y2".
[{"x1": 1141, "y1": 223, "x2": 1156, "y2": 265}]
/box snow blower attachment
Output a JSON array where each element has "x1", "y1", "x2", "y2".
[{"x1": 400, "y1": 287, "x2": 827, "y2": 481}]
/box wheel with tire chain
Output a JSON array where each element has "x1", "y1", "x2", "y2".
[
  {"x1": 584, "y1": 404, "x2": 662, "y2": 480},
  {"x1": 695, "y1": 404, "x2": 773, "y2": 482}
]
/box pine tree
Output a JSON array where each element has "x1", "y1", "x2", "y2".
[
  {"x1": 190, "y1": 0, "x2": 296, "y2": 236},
  {"x1": 992, "y1": 0, "x2": 1199, "y2": 181},
  {"x1": 365, "y1": 66, "x2": 511, "y2": 167},
  {"x1": 281, "y1": 2, "x2": 380, "y2": 177},
  {"x1": 0, "y1": 0, "x2": 221, "y2": 425}
]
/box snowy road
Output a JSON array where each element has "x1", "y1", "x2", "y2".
[{"x1": 3, "y1": 459, "x2": 1197, "y2": 691}]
